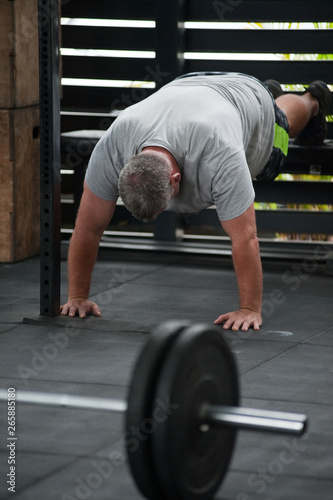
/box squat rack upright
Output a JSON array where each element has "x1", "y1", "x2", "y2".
[{"x1": 38, "y1": 0, "x2": 61, "y2": 317}]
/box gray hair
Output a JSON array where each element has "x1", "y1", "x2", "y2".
[{"x1": 118, "y1": 152, "x2": 173, "y2": 222}]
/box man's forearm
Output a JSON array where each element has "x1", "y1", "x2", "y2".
[
  {"x1": 232, "y1": 236, "x2": 263, "y2": 314},
  {"x1": 67, "y1": 226, "x2": 102, "y2": 300}
]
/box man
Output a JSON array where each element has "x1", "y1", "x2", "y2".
[{"x1": 60, "y1": 72, "x2": 331, "y2": 331}]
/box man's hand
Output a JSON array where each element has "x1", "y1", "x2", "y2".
[
  {"x1": 214, "y1": 308, "x2": 262, "y2": 331},
  {"x1": 218, "y1": 204, "x2": 263, "y2": 332},
  {"x1": 60, "y1": 298, "x2": 101, "y2": 319}
]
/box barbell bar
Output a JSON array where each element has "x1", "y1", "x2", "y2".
[
  {"x1": 0, "y1": 389, "x2": 306, "y2": 435},
  {"x1": 0, "y1": 389, "x2": 127, "y2": 413},
  {"x1": 0, "y1": 321, "x2": 308, "y2": 500},
  {"x1": 200, "y1": 404, "x2": 306, "y2": 434}
]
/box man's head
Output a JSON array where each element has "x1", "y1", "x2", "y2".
[{"x1": 118, "y1": 150, "x2": 180, "y2": 222}]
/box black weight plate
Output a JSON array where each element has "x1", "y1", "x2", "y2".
[
  {"x1": 152, "y1": 323, "x2": 239, "y2": 500},
  {"x1": 125, "y1": 320, "x2": 191, "y2": 500}
]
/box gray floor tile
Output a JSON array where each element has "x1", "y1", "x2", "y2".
[
  {"x1": 260, "y1": 294, "x2": 333, "y2": 338},
  {"x1": 132, "y1": 263, "x2": 238, "y2": 290},
  {"x1": 91, "y1": 282, "x2": 224, "y2": 327},
  {"x1": 0, "y1": 324, "x2": 19, "y2": 335},
  {"x1": 219, "y1": 470, "x2": 332, "y2": 500},
  {"x1": 227, "y1": 337, "x2": 295, "y2": 376},
  {"x1": 2, "y1": 454, "x2": 142, "y2": 500},
  {"x1": 0, "y1": 324, "x2": 145, "y2": 386},
  {"x1": 230, "y1": 399, "x2": 332, "y2": 480},
  {"x1": 241, "y1": 344, "x2": 333, "y2": 404},
  {"x1": 0, "y1": 451, "x2": 76, "y2": 500},
  {"x1": 0, "y1": 402, "x2": 123, "y2": 457},
  {"x1": 72, "y1": 260, "x2": 168, "y2": 308},
  {"x1": 196, "y1": 292, "x2": 332, "y2": 343},
  {"x1": 0, "y1": 377, "x2": 128, "y2": 401},
  {"x1": 307, "y1": 326, "x2": 333, "y2": 347},
  {"x1": 0, "y1": 263, "x2": 39, "y2": 322},
  {"x1": 262, "y1": 261, "x2": 333, "y2": 298}
]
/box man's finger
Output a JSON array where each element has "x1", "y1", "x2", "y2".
[
  {"x1": 253, "y1": 320, "x2": 261, "y2": 331},
  {"x1": 214, "y1": 314, "x2": 228, "y2": 325},
  {"x1": 92, "y1": 306, "x2": 102, "y2": 317},
  {"x1": 68, "y1": 307, "x2": 78, "y2": 317},
  {"x1": 241, "y1": 321, "x2": 250, "y2": 332},
  {"x1": 231, "y1": 319, "x2": 244, "y2": 331},
  {"x1": 78, "y1": 308, "x2": 87, "y2": 319}
]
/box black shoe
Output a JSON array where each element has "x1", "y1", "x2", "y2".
[
  {"x1": 264, "y1": 79, "x2": 284, "y2": 99},
  {"x1": 294, "y1": 81, "x2": 331, "y2": 146}
]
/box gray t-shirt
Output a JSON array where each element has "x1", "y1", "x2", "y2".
[{"x1": 85, "y1": 73, "x2": 275, "y2": 221}]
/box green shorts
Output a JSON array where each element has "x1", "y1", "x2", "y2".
[{"x1": 256, "y1": 101, "x2": 290, "y2": 182}]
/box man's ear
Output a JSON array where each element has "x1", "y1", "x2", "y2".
[{"x1": 172, "y1": 172, "x2": 181, "y2": 183}]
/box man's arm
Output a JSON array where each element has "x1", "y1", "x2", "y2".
[
  {"x1": 214, "y1": 202, "x2": 263, "y2": 331},
  {"x1": 60, "y1": 181, "x2": 117, "y2": 318}
]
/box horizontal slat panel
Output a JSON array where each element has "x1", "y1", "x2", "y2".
[
  {"x1": 60, "y1": 120, "x2": 333, "y2": 144},
  {"x1": 328, "y1": 123, "x2": 333, "y2": 139},
  {"x1": 61, "y1": 26, "x2": 155, "y2": 51},
  {"x1": 286, "y1": 140, "x2": 333, "y2": 166},
  {"x1": 61, "y1": 115, "x2": 116, "y2": 133},
  {"x1": 178, "y1": 206, "x2": 333, "y2": 234},
  {"x1": 61, "y1": 87, "x2": 155, "y2": 112},
  {"x1": 62, "y1": 0, "x2": 155, "y2": 20},
  {"x1": 62, "y1": 57, "x2": 157, "y2": 81},
  {"x1": 256, "y1": 210, "x2": 333, "y2": 234},
  {"x1": 186, "y1": 29, "x2": 333, "y2": 54},
  {"x1": 61, "y1": 201, "x2": 333, "y2": 235},
  {"x1": 61, "y1": 203, "x2": 76, "y2": 227},
  {"x1": 187, "y1": 0, "x2": 333, "y2": 22},
  {"x1": 254, "y1": 181, "x2": 333, "y2": 204},
  {"x1": 280, "y1": 164, "x2": 333, "y2": 176},
  {"x1": 184, "y1": 60, "x2": 333, "y2": 85},
  {"x1": 283, "y1": 159, "x2": 333, "y2": 174}
]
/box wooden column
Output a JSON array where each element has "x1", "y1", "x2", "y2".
[{"x1": 0, "y1": 0, "x2": 40, "y2": 262}]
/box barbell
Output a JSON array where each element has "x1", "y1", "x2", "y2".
[{"x1": 0, "y1": 321, "x2": 307, "y2": 500}]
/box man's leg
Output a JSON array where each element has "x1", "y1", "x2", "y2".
[
  {"x1": 264, "y1": 79, "x2": 331, "y2": 145},
  {"x1": 275, "y1": 93, "x2": 319, "y2": 137}
]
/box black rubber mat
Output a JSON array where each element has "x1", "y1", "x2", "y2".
[{"x1": 0, "y1": 254, "x2": 332, "y2": 499}]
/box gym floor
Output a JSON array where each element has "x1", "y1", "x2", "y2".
[{"x1": 0, "y1": 248, "x2": 332, "y2": 499}]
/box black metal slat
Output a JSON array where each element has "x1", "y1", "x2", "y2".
[
  {"x1": 61, "y1": 87, "x2": 155, "y2": 112},
  {"x1": 39, "y1": 0, "x2": 61, "y2": 316},
  {"x1": 185, "y1": 207, "x2": 333, "y2": 234},
  {"x1": 282, "y1": 165, "x2": 333, "y2": 176},
  {"x1": 187, "y1": 0, "x2": 333, "y2": 22},
  {"x1": 59, "y1": 115, "x2": 333, "y2": 139},
  {"x1": 61, "y1": 26, "x2": 155, "y2": 51},
  {"x1": 184, "y1": 60, "x2": 333, "y2": 85},
  {"x1": 255, "y1": 210, "x2": 333, "y2": 234},
  {"x1": 61, "y1": 205, "x2": 333, "y2": 236},
  {"x1": 327, "y1": 123, "x2": 333, "y2": 139},
  {"x1": 62, "y1": 56, "x2": 157, "y2": 81},
  {"x1": 154, "y1": 0, "x2": 186, "y2": 86},
  {"x1": 152, "y1": 0, "x2": 186, "y2": 239},
  {"x1": 286, "y1": 141, "x2": 333, "y2": 165},
  {"x1": 60, "y1": 115, "x2": 116, "y2": 133},
  {"x1": 186, "y1": 29, "x2": 333, "y2": 54},
  {"x1": 253, "y1": 181, "x2": 333, "y2": 205},
  {"x1": 62, "y1": 0, "x2": 155, "y2": 20}
]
